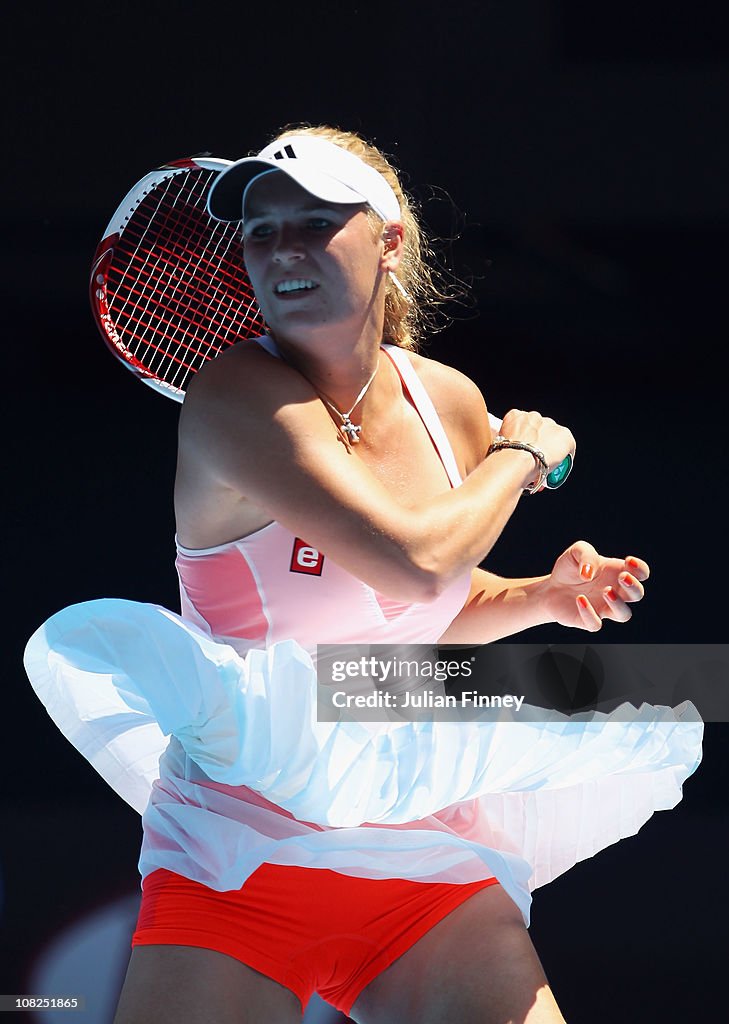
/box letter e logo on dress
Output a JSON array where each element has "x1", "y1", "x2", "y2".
[{"x1": 290, "y1": 538, "x2": 325, "y2": 576}]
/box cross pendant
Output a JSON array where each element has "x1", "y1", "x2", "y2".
[{"x1": 341, "y1": 417, "x2": 361, "y2": 443}]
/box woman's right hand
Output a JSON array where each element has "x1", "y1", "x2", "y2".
[{"x1": 499, "y1": 409, "x2": 576, "y2": 477}]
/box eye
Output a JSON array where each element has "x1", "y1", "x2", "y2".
[
  {"x1": 244, "y1": 223, "x2": 273, "y2": 241},
  {"x1": 307, "y1": 217, "x2": 333, "y2": 231}
]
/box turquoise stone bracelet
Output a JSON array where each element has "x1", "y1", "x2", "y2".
[{"x1": 545, "y1": 454, "x2": 573, "y2": 489}]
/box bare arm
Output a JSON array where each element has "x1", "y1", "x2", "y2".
[
  {"x1": 439, "y1": 568, "x2": 553, "y2": 644},
  {"x1": 177, "y1": 344, "x2": 572, "y2": 602},
  {"x1": 440, "y1": 546, "x2": 651, "y2": 644}
]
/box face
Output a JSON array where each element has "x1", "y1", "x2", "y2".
[{"x1": 241, "y1": 173, "x2": 386, "y2": 343}]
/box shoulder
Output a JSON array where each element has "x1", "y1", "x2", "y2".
[
  {"x1": 184, "y1": 338, "x2": 303, "y2": 410},
  {"x1": 402, "y1": 349, "x2": 486, "y2": 408},
  {"x1": 178, "y1": 337, "x2": 345, "y2": 498},
  {"x1": 181, "y1": 338, "x2": 316, "y2": 444},
  {"x1": 398, "y1": 348, "x2": 492, "y2": 470}
]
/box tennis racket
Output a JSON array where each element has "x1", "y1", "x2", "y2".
[
  {"x1": 90, "y1": 157, "x2": 572, "y2": 487},
  {"x1": 90, "y1": 155, "x2": 266, "y2": 402}
]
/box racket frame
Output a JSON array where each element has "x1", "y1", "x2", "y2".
[{"x1": 89, "y1": 156, "x2": 247, "y2": 402}]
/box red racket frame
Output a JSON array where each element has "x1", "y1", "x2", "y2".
[{"x1": 89, "y1": 157, "x2": 265, "y2": 401}]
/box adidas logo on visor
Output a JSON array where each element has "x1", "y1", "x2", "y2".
[{"x1": 272, "y1": 145, "x2": 297, "y2": 160}]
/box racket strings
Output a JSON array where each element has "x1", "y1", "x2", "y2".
[
  {"x1": 118, "y1": 173, "x2": 247, "y2": 379},
  {"x1": 112, "y1": 172, "x2": 184, "y2": 362},
  {"x1": 153, "y1": 180, "x2": 250, "y2": 389},
  {"x1": 105, "y1": 168, "x2": 264, "y2": 392},
  {"x1": 144, "y1": 173, "x2": 238, "y2": 382}
]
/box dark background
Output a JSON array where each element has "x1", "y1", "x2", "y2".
[{"x1": 4, "y1": 1, "x2": 727, "y2": 1021}]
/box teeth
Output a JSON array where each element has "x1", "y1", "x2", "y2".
[{"x1": 275, "y1": 279, "x2": 316, "y2": 294}]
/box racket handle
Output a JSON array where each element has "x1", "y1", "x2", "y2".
[{"x1": 487, "y1": 413, "x2": 572, "y2": 490}]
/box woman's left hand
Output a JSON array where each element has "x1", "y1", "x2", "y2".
[{"x1": 543, "y1": 540, "x2": 650, "y2": 631}]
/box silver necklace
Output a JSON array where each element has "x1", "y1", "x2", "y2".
[{"x1": 319, "y1": 363, "x2": 379, "y2": 444}]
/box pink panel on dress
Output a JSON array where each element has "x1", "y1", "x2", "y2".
[{"x1": 176, "y1": 547, "x2": 268, "y2": 643}]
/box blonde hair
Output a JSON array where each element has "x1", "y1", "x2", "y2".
[{"x1": 268, "y1": 124, "x2": 460, "y2": 351}]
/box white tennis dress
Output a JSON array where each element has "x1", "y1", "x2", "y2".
[{"x1": 24, "y1": 340, "x2": 702, "y2": 925}]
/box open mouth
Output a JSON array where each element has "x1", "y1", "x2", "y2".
[{"x1": 274, "y1": 279, "x2": 319, "y2": 295}]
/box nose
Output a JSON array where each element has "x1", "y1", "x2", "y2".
[{"x1": 272, "y1": 224, "x2": 306, "y2": 264}]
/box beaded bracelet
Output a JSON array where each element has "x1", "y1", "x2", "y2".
[{"x1": 486, "y1": 436, "x2": 549, "y2": 494}]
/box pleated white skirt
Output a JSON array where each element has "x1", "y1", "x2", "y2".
[{"x1": 24, "y1": 598, "x2": 703, "y2": 925}]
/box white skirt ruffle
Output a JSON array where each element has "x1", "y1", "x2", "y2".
[{"x1": 24, "y1": 598, "x2": 703, "y2": 925}]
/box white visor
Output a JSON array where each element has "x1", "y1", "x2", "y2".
[{"x1": 207, "y1": 135, "x2": 401, "y2": 224}]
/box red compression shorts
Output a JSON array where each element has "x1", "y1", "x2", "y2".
[{"x1": 132, "y1": 864, "x2": 499, "y2": 1015}]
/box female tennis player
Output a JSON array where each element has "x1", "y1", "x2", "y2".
[{"x1": 25, "y1": 127, "x2": 701, "y2": 1024}]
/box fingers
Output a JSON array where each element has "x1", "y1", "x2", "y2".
[
  {"x1": 568, "y1": 540, "x2": 601, "y2": 579},
  {"x1": 501, "y1": 409, "x2": 575, "y2": 470},
  {"x1": 602, "y1": 586, "x2": 633, "y2": 623},
  {"x1": 576, "y1": 595, "x2": 603, "y2": 632},
  {"x1": 571, "y1": 548, "x2": 649, "y2": 595},
  {"x1": 572, "y1": 552, "x2": 649, "y2": 632},
  {"x1": 624, "y1": 555, "x2": 650, "y2": 582},
  {"x1": 615, "y1": 571, "x2": 645, "y2": 603},
  {"x1": 577, "y1": 590, "x2": 632, "y2": 629},
  {"x1": 577, "y1": 578, "x2": 642, "y2": 632}
]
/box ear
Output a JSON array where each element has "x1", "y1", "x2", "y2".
[{"x1": 379, "y1": 221, "x2": 405, "y2": 272}]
